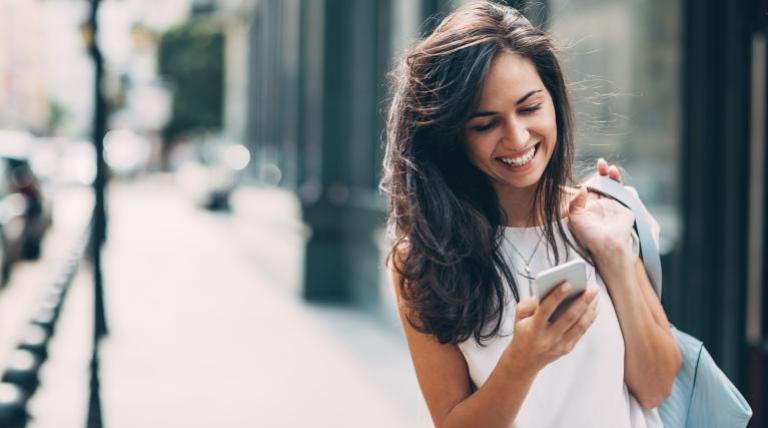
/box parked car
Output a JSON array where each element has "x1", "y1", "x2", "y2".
[
  {"x1": 4, "y1": 155, "x2": 53, "y2": 259},
  {"x1": 0, "y1": 189, "x2": 30, "y2": 284},
  {"x1": 0, "y1": 131, "x2": 54, "y2": 284}
]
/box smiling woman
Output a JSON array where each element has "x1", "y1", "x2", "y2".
[
  {"x1": 380, "y1": 1, "x2": 680, "y2": 427},
  {"x1": 382, "y1": 0, "x2": 577, "y2": 345},
  {"x1": 463, "y1": 53, "x2": 558, "y2": 214}
]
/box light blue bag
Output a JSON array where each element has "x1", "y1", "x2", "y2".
[{"x1": 586, "y1": 176, "x2": 752, "y2": 428}]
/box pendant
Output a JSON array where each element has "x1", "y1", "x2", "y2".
[{"x1": 525, "y1": 265, "x2": 531, "y2": 274}]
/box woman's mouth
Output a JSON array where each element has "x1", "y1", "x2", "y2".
[{"x1": 496, "y1": 143, "x2": 540, "y2": 171}]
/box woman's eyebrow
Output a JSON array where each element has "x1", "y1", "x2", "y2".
[
  {"x1": 468, "y1": 89, "x2": 543, "y2": 119},
  {"x1": 515, "y1": 89, "x2": 542, "y2": 105}
]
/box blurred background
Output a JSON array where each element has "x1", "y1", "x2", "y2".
[{"x1": 0, "y1": 0, "x2": 765, "y2": 426}]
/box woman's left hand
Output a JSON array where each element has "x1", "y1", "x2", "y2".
[
  {"x1": 567, "y1": 159, "x2": 634, "y2": 260},
  {"x1": 567, "y1": 187, "x2": 634, "y2": 260}
]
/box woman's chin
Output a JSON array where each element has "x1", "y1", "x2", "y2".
[
  {"x1": 495, "y1": 165, "x2": 546, "y2": 191},
  {"x1": 492, "y1": 174, "x2": 543, "y2": 194}
]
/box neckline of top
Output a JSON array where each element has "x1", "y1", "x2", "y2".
[{"x1": 503, "y1": 217, "x2": 568, "y2": 232}]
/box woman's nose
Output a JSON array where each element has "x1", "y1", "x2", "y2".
[{"x1": 502, "y1": 118, "x2": 530, "y2": 148}]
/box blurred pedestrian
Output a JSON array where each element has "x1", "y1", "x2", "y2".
[{"x1": 380, "y1": 2, "x2": 681, "y2": 427}]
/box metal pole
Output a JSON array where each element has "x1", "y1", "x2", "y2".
[
  {"x1": 86, "y1": 0, "x2": 108, "y2": 425},
  {"x1": 87, "y1": 0, "x2": 108, "y2": 342}
]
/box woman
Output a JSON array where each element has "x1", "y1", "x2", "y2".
[{"x1": 380, "y1": 2, "x2": 682, "y2": 427}]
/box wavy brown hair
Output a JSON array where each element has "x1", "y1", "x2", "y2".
[{"x1": 381, "y1": 1, "x2": 582, "y2": 345}]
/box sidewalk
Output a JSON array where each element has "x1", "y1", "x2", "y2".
[{"x1": 26, "y1": 177, "x2": 425, "y2": 428}]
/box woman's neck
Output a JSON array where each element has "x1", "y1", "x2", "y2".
[
  {"x1": 498, "y1": 187, "x2": 538, "y2": 227},
  {"x1": 497, "y1": 185, "x2": 576, "y2": 228}
]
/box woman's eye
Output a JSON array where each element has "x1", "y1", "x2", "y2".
[
  {"x1": 519, "y1": 103, "x2": 542, "y2": 114},
  {"x1": 471, "y1": 119, "x2": 497, "y2": 132}
]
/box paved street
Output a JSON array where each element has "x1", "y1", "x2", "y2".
[{"x1": 0, "y1": 176, "x2": 428, "y2": 428}]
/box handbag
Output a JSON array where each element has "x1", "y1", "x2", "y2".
[{"x1": 584, "y1": 175, "x2": 753, "y2": 428}]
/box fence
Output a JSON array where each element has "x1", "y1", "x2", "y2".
[{"x1": 0, "y1": 221, "x2": 92, "y2": 427}]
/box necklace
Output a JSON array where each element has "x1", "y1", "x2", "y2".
[{"x1": 507, "y1": 232, "x2": 544, "y2": 288}]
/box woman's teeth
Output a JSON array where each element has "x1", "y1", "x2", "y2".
[{"x1": 500, "y1": 145, "x2": 536, "y2": 167}]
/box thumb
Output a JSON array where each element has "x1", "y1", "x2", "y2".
[
  {"x1": 569, "y1": 186, "x2": 588, "y2": 213},
  {"x1": 515, "y1": 296, "x2": 538, "y2": 321}
]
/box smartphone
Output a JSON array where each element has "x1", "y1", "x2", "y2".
[{"x1": 533, "y1": 259, "x2": 589, "y2": 322}]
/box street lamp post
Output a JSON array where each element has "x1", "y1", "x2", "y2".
[
  {"x1": 83, "y1": 0, "x2": 108, "y2": 426},
  {"x1": 85, "y1": 0, "x2": 108, "y2": 342}
]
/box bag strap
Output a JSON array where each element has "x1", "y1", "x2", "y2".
[{"x1": 583, "y1": 175, "x2": 663, "y2": 298}]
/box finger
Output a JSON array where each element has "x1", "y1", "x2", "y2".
[
  {"x1": 559, "y1": 295, "x2": 599, "y2": 346},
  {"x1": 549, "y1": 285, "x2": 599, "y2": 336},
  {"x1": 515, "y1": 296, "x2": 538, "y2": 321},
  {"x1": 596, "y1": 158, "x2": 609, "y2": 175},
  {"x1": 534, "y1": 282, "x2": 573, "y2": 326},
  {"x1": 608, "y1": 165, "x2": 623, "y2": 184}
]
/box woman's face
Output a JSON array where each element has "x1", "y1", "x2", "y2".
[{"x1": 464, "y1": 51, "x2": 557, "y2": 196}]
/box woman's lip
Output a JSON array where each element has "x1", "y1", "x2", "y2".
[
  {"x1": 495, "y1": 143, "x2": 539, "y2": 171},
  {"x1": 496, "y1": 142, "x2": 540, "y2": 160}
]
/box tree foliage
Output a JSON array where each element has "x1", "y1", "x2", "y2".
[{"x1": 158, "y1": 20, "x2": 224, "y2": 143}]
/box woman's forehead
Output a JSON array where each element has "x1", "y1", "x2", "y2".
[{"x1": 476, "y1": 52, "x2": 545, "y2": 108}]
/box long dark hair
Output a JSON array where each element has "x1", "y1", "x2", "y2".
[{"x1": 381, "y1": 1, "x2": 580, "y2": 345}]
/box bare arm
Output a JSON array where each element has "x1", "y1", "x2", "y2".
[
  {"x1": 592, "y1": 242, "x2": 681, "y2": 409},
  {"x1": 570, "y1": 167, "x2": 682, "y2": 409},
  {"x1": 392, "y1": 268, "x2": 534, "y2": 428},
  {"x1": 579, "y1": 160, "x2": 680, "y2": 407},
  {"x1": 391, "y1": 265, "x2": 599, "y2": 427}
]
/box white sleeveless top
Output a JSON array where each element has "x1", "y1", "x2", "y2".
[{"x1": 456, "y1": 220, "x2": 663, "y2": 428}]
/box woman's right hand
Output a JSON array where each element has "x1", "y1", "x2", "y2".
[{"x1": 501, "y1": 283, "x2": 600, "y2": 374}]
